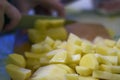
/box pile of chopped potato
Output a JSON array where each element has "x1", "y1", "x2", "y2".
[
  {"x1": 6, "y1": 33, "x2": 120, "y2": 80},
  {"x1": 28, "y1": 19, "x2": 68, "y2": 43}
]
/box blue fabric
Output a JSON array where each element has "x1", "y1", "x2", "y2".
[{"x1": 0, "y1": 33, "x2": 15, "y2": 80}]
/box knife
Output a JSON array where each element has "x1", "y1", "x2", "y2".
[
  {"x1": 0, "y1": 15, "x2": 75, "y2": 36},
  {"x1": 16, "y1": 15, "x2": 75, "y2": 29}
]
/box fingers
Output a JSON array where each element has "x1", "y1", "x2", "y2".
[
  {"x1": 37, "y1": 0, "x2": 65, "y2": 17},
  {"x1": 4, "y1": 2, "x2": 21, "y2": 31},
  {"x1": 52, "y1": 2, "x2": 65, "y2": 17}
]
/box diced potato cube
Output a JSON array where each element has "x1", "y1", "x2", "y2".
[
  {"x1": 25, "y1": 52, "x2": 41, "y2": 59},
  {"x1": 44, "y1": 36, "x2": 54, "y2": 47},
  {"x1": 66, "y1": 34, "x2": 83, "y2": 55},
  {"x1": 71, "y1": 54, "x2": 81, "y2": 64},
  {"x1": 7, "y1": 53, "x2": 26, "y2": 68},
  {"x1": 6, "y1": 64, "x2": 31, "y2": 80},
  {"x1": 94, "y1": 45, "x2": 109, "y2": 55},
  {"x1": 26, "y1": 58, "x2": 40, "y2": 71},
  {"x1": 81, "y1": 42, "x2": 94, "y2": 54},
  {"x1": 68, "y1": 63, "x2": 78, "y2": 70},
  {"x1": 116, "y1": 38, "x2": 120, "y2": 49},
  {"x1": 110, "y1": 74, "x2": 120, "y2": 80},
  {"x1": 30, "y1": 64, "x2": 73, "y2": 80},
  {"x1": 65, "y1": 74, "x2": 79, "y2": 80},
  {"x1": 56, "y1": 64, "x2": 75, "y2": 73},
  {"x1": 53, "y1": 40, "x2": 62, "y2": 49},
  {"x1": 47, "y1": 19, "x2": 65, "y2": 28},
  {"x1": 34, "y1": 20, "x2": 48, "y2": 31},
  {"x1": 67, "y1": 33, "x2": 82, "y2": 45},
  {"x1": 93, "y1": 37, "x2": 105, "y2": 46},
  {"x1": 117, "y1": 52, "x2": 120, "y2": 65},
  {"x1": 57, "y1": 41, "x2": 67, "y2": 49},
  {"x1": 103, "y1": 56, "x2": 118, "y2": 65},
  {"x1": 104, "y1": 39, "x2": 116, "y2": 47},
  {"x1": 92, "y1": 70, "x2": 112, "y2": 80},
  {"x1": 28, "y1": 29, "x2": 46, "y2": 43},
  {"x1": 79, "y1": 76, "x2": 99, "y2": 80},
  {"x1": 46, "y1": 27, "x2": 67, "y2": 40},
  {"x1": 49, "y1": 49, "x2": 69, "y2": 64},
  {"x1": 67, "y1": 44, "x2": 82, "y2": 55},
  {"x1": 95, "y1": 45, "x2": 117, "y2": 55},
  {"x1": 100, "y1": 64, "x2": 120, "y2": 74},
  {"x1": 95, "y1": 54, "x2": 112, "y2": 65},
  {"x1": 80, "y1": 54, "x2": 99, "y2": 70},
  {"x1": 40, "y1": 57, "x2": 50, "y2": 66},
  {"x1": 76, "y1": 66, "x2": 92, "y2": 76},
  {"x1": 46, "y1": 49, "x2": 66, "y2": 59},
  {"x1": 31, "y1": 43, "x2": 52, "y2": 54}
]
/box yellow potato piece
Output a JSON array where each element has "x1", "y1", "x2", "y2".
[
  {"x1": 111, "y1": 74, "x2": 120, "y2": 80},
  {"x1": 6, "y1": 64, "x2": 31, "y2": 80},
  {"x1": 95, "y1": 54, "x2": 112, "y2": 65},
  {"x1": 66, "y1": 33, "x2": 82, "y2": 55},
  {"x1": 104, "y1": 39, "x2": 116, "y2": 47},
  {"x1": 49, "y1": 49, "x2": 68, "y2": 64},
  {"x1": 93, "y1": 36, "x2": 105, "y2": 46},
  {"x1": 46, "y1": 49, "x2": 66, "y2": 59},
  {"x1": 116, "y1": 38, "x2": 120, "y2": 49},
  {"x1": 26, "y1": 58, "x2": 40, "y2": 71},
  {"x1": 25, "y1": 52, "x2": 41, "y2": 59},
  {"x1": 56, "y1": 64, "x2": 75, "y2": 73},
  {"x1": 44, "y1": 36, "x2": 54, "y2": 47},
  {"x1": 117, "y1": 52, "x2": 120, "y2": 65},
  {"x1": 34, "y1": 20, "x2": 48, "y2": 31},
  {"x1": 46, "y1": 19, "x2": 65, "y2": 28},
  {"x1": 57, "y1": 41, "x2": 67, "y2": 49},
  {"x1": 40, "y1": 57, "x2": 50, "y2": 66},
  {"x1": 76, "y1": 66, "x2": 92, "y2": 76},
  {"x1": 28, "y1": 29, "x2": 46, "y2": 43},
  {"x1": 7, "y1": 53, "x2": 26, "y2": 68},
  {"x1": 30, "y1": 64, "x2": 73, "y2": 80},
  {"x1": 100, "y1": 64, "x2": 120, "y2": 74},
  {"x1": 67, "y1": 33, "x2": 82, "y2": 45},
  {"x1": 79, "y1": 76, "x2": 99, "y2": 80},
  {"x1": 95, "y1": 45, "x2": 117, "y2": 56},
  {"x1": 103, "y1": 56, "x2": 118, "y2": 65},
  {"x1": 80, "y1": 54, "x2": 99, "y2": 70},
  {"x1": 46, "y1": 27, "x2": 68, "y2": 40},
  {"x1": 53, "y1": 40, "x2": 62, "y2": 49},
  {"x1": 94, "y1": 45, "x2": 109, "y2": 55},
  {"x1": 65, "y1": 74, "x2": 79, "y2": 80},
  {"x1": 92, "y1": 70, "x2": 112, "y2": 80},
  {"x1": 81, "y1": 41, "x2": 94, "y2": 54},
  {"x1": 31, "y1": 42, "x2": 52, "y2": 54},
  {"x1": 71, "y1": 54, "x2": 81, "y2": 64}
]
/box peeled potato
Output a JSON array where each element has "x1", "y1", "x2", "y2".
[
  {"x1": 6, "y1": 64, "x2": 31, "y2": 80},
  {"x1": 7, "y1": 54, "x2": 26, "y2": 68},
  {"x1": 80, "y1": 54, "x2": 99, "y2": 70}
]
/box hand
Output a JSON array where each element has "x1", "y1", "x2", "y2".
[
  {"x1": 4, "y1": 2, "x2": 21, "y2": 31},
  {"x1": 14, "y1": 0, "x2": 65, "y2": 17},
  {"x1": 0, "y1": 1, "x2": 21, "y2": 32},
  {"x1": 36, "y1": 0, "x2": 65, "y2": 17}
]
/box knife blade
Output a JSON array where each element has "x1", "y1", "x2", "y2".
[
  {"x1": 0, "y1": 15, "x2": 75, "y2": 36},
  {"x1": 16, "y1": 15, "x2": 75, "y2": 29}
]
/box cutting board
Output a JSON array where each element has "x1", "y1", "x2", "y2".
[{"x1": 66, "y1": 22, "x2": 111, "y2": 41}]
